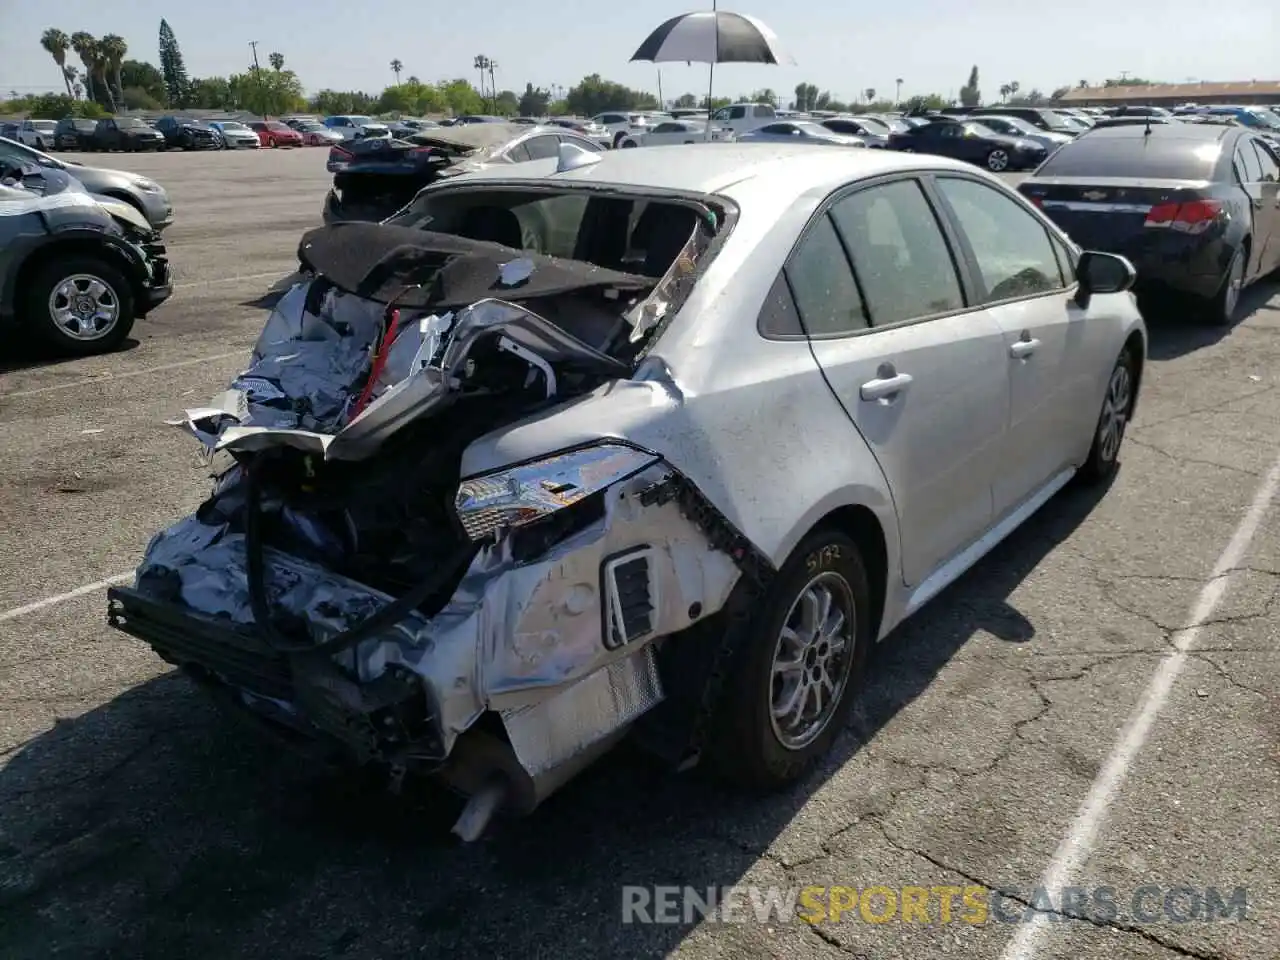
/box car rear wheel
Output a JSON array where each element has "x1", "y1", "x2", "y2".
[
  {"x1": 707, "y1": 529, "x2": 872, "y2": 788},
  {"x1": 24, "y1": 256, "x2": 137, "y2": 356},
  {"x1": 1078, "y1": 347, "x2": 1135, "y2": 485},
  {"x1": 986, "y1": 148, "x2": 1010, "y2": 171},
  {"x1": 621, "y1": 140, "x2": 638, "y2": 148},
  {"x1": 1202, "y1": 244, "x2": 1246, "y2": 327}
]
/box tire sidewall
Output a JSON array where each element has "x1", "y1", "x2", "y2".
[
  {"x1": 25, "y1": 256, "x2": 137, "y2": 356},
  {"x1": 710, "y1": 529, "x2": 873, "y2": 786}
]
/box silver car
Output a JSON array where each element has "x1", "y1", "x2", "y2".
[
  {"x1": 109, "y1": 144, "x2": 1144, "y2": 839},
  {"x1": 0, "y1": 136, "x2": 174, "y2": 230},
  {"x1": 737, "y1": 120, "x2": 866, "y2": 147},
  {"x1": 208, "y1": 121, "x2": 262, "y2": 149}
]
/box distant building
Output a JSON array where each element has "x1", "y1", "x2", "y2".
[{"x1": 1060, "y1": 80, "x2": 1280, "y2": 107}]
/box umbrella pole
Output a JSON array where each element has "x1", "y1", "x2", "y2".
[{"x1": 705, "y1": 0, "x2": 718, "y2": 141}]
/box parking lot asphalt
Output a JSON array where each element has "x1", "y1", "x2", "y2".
[{"x1": 1, "y1": 148, "x2": 1277, "y2": 960}]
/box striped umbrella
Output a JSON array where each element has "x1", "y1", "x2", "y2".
[{"x1": 630, "y1": 7, "x2": 792, "y2": 139}]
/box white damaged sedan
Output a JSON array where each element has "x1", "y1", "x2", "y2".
[{"x1": 108, "y1": 142, "x2": 1145, "y2": 839}]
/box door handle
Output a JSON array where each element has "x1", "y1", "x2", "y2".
[
  {"x1": 860, "y1": 372, "x2": 914, "y2": 401},
  {"x1": 1009, "y1": 337, "x2": 1041, "y2": 359}
]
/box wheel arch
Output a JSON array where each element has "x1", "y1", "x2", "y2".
[
  {"x1": 797, "y1": 504, "x2": 890, "y2": 644},
  {"x1": 8, "y1": 236, "x2": 146, "y2": 320}
]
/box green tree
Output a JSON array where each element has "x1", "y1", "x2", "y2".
[
  {"x1": 1050, "y1": 86, "x2": 1070, "y2": 101},
  {"x1": 69, "y1": 33, "x2": 98, "y2": 103},
  {"x1": 904, "y1": 93, "x2": 948, "y2": 112},
  {"x1": 158, "y1": 19, "x2": 190, "y2": 107},
  {"x1": 564, "y1": 74, "x2": 656, "y2": 117},
  {"x1": 0, "y1": 92, "x2": 108, "y2": 120},
  {"x1": 517, "y1": 83, "x2": 550, "y2": 117},
  {"x1": 40, "y1": 29, "x2": 74, "y2": 98},
  {"x1": 99, "y1": 34, "x2": 127, "y2": 110},
  {"x1": 792, "y1": 82, "x2": 818, "y2": 111},
  {"x1": 959, "y1": 65, "x2": 980, "y2": 107},
  {"x1": 494, "y1": 90, "x2": 519, "y2": 115},
  {"x1": 674, "y1": 92, "x2": 698, "y2": 108},
  {"x1": 268, "y1": 51, "x2": 284, "y2": 71},
  {"x1": 310, "y1": 89, "x2": 380, "y2": 115},
  {"x1": 230, "y1": 68, "x2": 305, "y2": 115},
  {"x1": 439, "y1": 79, "x2": 486, "y2": 115},
  {"x1": 188, "y1": 76, "x2": 234, "y2": 109},
  {"x1": 120, "y1": 60, "x2": 167, "y2": 104}
]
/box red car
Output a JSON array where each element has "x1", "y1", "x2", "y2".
[{"x1": 248, "y1": 120, "x2": 304, "y2": 148}]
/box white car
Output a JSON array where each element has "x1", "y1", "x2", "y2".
[
  {"x1": 110, "y1": 144, "x2": 1145, "y2": 840},
  {"x1": 208, "y1": 121, "x2": 261, "y2": 149},
  {"x1": 323, "y1": 115, "x2": 391, "y2": 141},
  {"x1": 618, "y1": 119, "x2": 733, "y2": 148},
  {"x1": 591, "y1": 111, "x2": 652, "y2": 148},
  {"x1": 16, "y1": 119, "x2": 57, "y2": 150}
]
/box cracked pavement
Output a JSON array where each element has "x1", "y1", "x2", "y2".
[{"x1": 1, "y1": 151, "x2": 1277, "y2": 960}]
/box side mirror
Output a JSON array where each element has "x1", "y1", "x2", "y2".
[{"x1": 1075, "y1": 250, "x2": 1136, "y2": 308}]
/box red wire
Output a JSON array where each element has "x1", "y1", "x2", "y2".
[{"x1": 351, "y1": 308, "x2": 402, "y2": 419}]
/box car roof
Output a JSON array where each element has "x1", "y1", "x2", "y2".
[{"x1": 446, "y1": 142, "x2": 982, "y2": 198}]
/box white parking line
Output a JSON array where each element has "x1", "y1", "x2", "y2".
[
  {"x1": 1001, "y1": 448, "x2": 1280, "y2": 960},
  {"x1": 1, "y1": 349, "x2": 249, "y2": 400},
  {"x1": 0, "y1": 572, "x2": 132, "y2": 624}
]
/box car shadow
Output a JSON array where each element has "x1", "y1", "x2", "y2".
[
  {"x1": 0, "y1": 336, "x2": 140, "y2": 375},
  {"x1": 1144, "y1": 278, "x2": 1278, "y2": 360},
  {"x1": 0, "y1": 474, "x2": 1114, "y2": 958}
]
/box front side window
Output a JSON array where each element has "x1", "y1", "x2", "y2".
[
  {"x1": 753, "y1": 105, "x2": 774, "y2": 118},
  {"x1": 729, "y1": 106, "x2": 746, "y2": 120},
  {"x1": 935, "y1": 176, "x2": 1064, "y2": 302},
  {"x1": 521, "y1": 136, "x2": 560, "y2": 160},
  {"x1": 830, "y1": 179, "x2": 964, "y2": 326},
  {"x1": 782, "y1": 215, "x2": 867, "y2": 336}
]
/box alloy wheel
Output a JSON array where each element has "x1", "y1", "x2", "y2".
[
  {"x1": 1097, "y1": 361, "x2": 1132, "y2": 464},
  {"x1": 987, "y1": 149, "x2": 1009, "y2": 171},
  {"x1": 768, "y1": 572, "x2": 857, "y2": 750}
]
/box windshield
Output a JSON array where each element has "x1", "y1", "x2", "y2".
[
  {"x1": 791, "y1": 122, "x2": 832, "y2": 135},
  {"x1": 349, "y1": 116, "x2": 373, "y2": 125},
  {"x1": 1245, "y1": 109, "x2": 1280, "y2": 129},
  {"x1": 854, "y1": 116, "x2": 891, "y2": 133},
  {"x1": 117, "y1": 118, "x2": 147, "y2": 129},
  {"x1": 979, "y1": 116, "x2": 1034, "y2": 134},
  {"x1": 300, "y1": 123, "x2": 326, "y2": 132},
  {"x1": 219, "y1": 122, "x2": 249, "y2": 131},
  {"x1": 266, "y1": 122, "x2": 292, "y2": 132},
  {"x1": 31, "y1": 121, "x2": 56, "y2": 132}
]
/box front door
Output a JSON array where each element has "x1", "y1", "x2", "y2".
[
  {"x1": 930, "y1": 174, "x2": 1100, "y2": 516},
  {"x1": 1244, "y1": 137, "x2": 1280, "y2": 274},
  {"x1": 784, "y1": 177, "x2": 1009, "y2": 586}
]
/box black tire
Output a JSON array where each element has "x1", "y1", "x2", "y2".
[
  {"x1": 706, "y1": 529, "x2": 873, "y2": 789},
  {"x1": 1078, "y1": 346, "x2": 1136, "y2": 485},
  {"x1": 612, "y1": 131, "x2": 627, "y2": 148},
  {"x1": 1202, "y1": 243, "x2": 1246, "y2": 327},
  {"x1": 621, "y1": 140, "x2": 637, "y2": 148},
  {"x1": 22, "y1": 255, "x2": 137, "y2": 356}
]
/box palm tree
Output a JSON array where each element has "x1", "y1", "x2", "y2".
[
  {"x1": 999, "y1": 83, "x2": 1012, "y2": 101},
  {"x1": 390, "y1": 59, "x2": 403, "y2": 84},
  {"x1": 1078, "y1": 79, "x2": 1089, "y2": 89},
  {"x1": 69, "y1": 32, "x2": 97, "y2": 102},
  {"x1": 99, "y1": 34, "x2": 127, "y2": 109},
  {"x1": 864, "y1": 87, "x2": 876, "y2": 103},
  {"x1": 1009, "y1": 81, "x2": 1021, "y2": 99},
  {"x1": 41, "y1": 29, "x2": 74, "y2": 97},
  {"x1": 269, "y1": 51, "x2": 284, "y2": 71}
]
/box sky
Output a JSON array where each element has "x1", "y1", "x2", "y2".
[{"x1": 1, "y1": 0, "x2": 1275, "y2": 105}]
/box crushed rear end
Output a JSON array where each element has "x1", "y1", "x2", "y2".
[{"x1": 108, "y1": 207, "x2": 753, "y2": 838}]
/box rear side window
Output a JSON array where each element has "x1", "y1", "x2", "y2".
[
  {"x1": 1036, "y1": 136, "x2": 1221, "y2": 180},
  {"x1": 830, "y1": 180, "x2": 965, "y2": 325},
  {"x1": 753, "y1": 105, "x2": 774, "y2": 118},
  {"x1": 1236, "y1": 142, "x2": 1263, "y2": 183},
  {"x1": 730, "y1": 106, "x2": 746, "y2": 120},
  {"x1": 1251, "y1": 139, "x2": 1280, "y2": 181},
  {"x1": 783, "y1": 215, "x2": 868, "y2": 335},
  {"x1": 521, "y1": 136, "x2": 561, "y2": 161}
]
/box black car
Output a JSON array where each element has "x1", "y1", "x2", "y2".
[
  {"x1": 52, "y1": 117, "x2": 99, "y2": 150},
  {"x1": 1018, "y1": 123, "x2": 1280, "y2": 325},
  {"x1": 888, "y1": 118, "x2": 1048, "y2": 172},
  {"x1": 154, "y1": 115, "x2": 222, "y2": 150},
  {"x1": 0, "y1": 164, "x2": 172, "y2": 355},
  {"x1": 88, "y1": 117, "x2": 167, "y2": 152},
  {"x1": 323, "y1": 123, "x2": 601, "y2": 223}
]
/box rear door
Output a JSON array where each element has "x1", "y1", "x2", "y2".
[
  {"x1": 781, "y1": 176, "x2": 1008, "y2": 586},
  {"x1": 1234, "y1": 138, "x2": 1276, "y2": 278},
  {"x1": 931, "y1": 174, "x2": 1100, "y2": 515}
]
